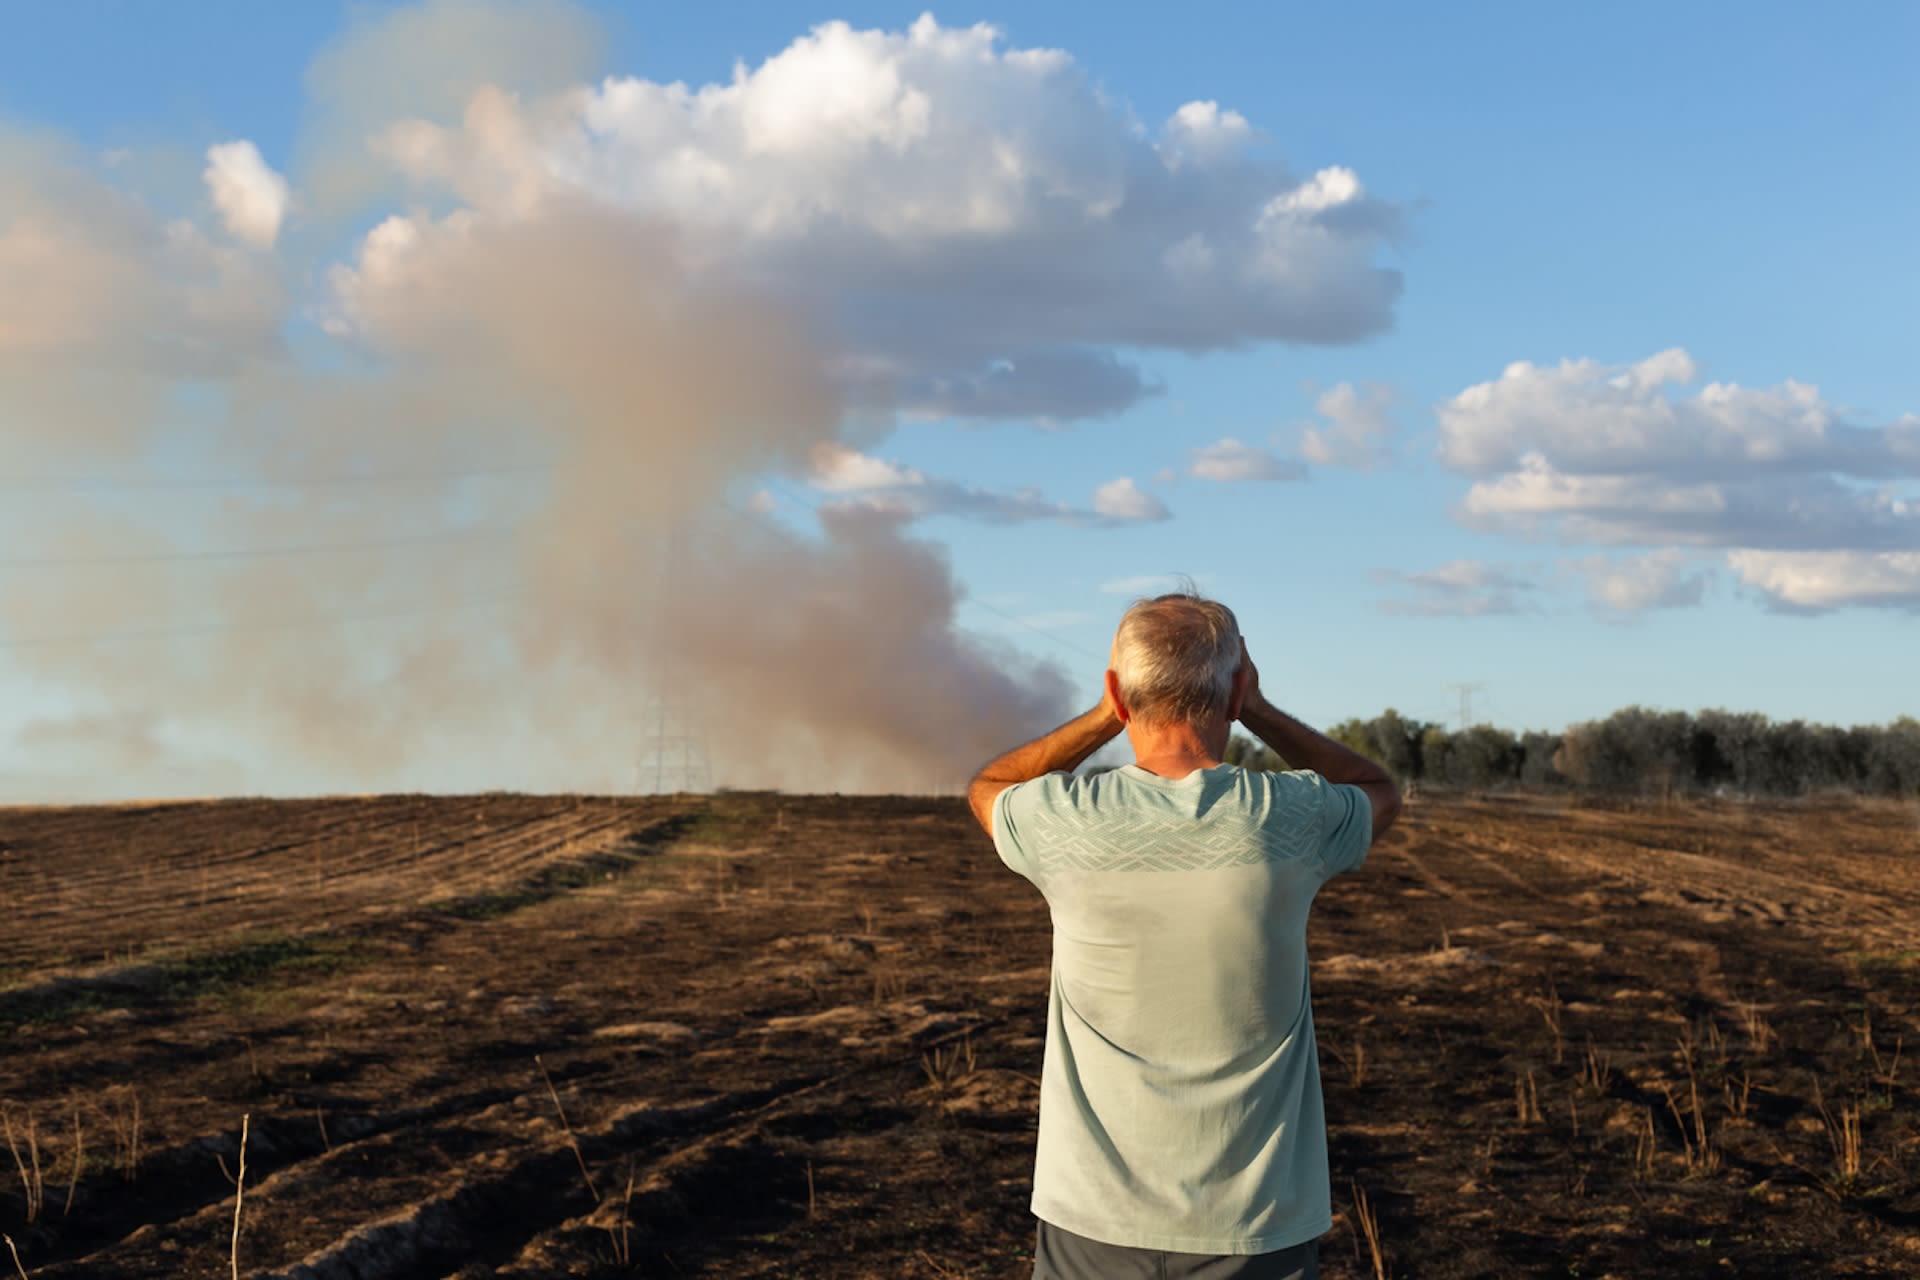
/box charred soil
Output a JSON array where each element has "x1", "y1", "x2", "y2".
[{"x1": 1, "y1": 790, "x2": 1917, "y2": 1277}]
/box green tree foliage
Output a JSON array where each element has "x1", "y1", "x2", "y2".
[
  {"x1": 1224, "y1": 733, "x2": 1285, "y2": 772},
  {"x1": 1227, "y1": 708, "x2": 1920, "y2": 798}
]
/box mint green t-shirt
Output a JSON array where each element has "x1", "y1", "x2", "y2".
[{"x1": 993, "y1": 764, "x2": 1371, "y2": 1254}]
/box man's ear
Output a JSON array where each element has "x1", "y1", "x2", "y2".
[
  {"x1": 1227, "y1": 662, "x2": 1250, "y2": 720},
  {"x1": 1104, "y1": 668, "x2": 1131, "y2": 724}
]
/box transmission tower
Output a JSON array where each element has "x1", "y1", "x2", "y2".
[
  {"x1": 634, "y1": 524, "x2": 713, "y2": 795},
  {"x1": 1448, "y1": 682, "x2": 1486, "y2": 732}
]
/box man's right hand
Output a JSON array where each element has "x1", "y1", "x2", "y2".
[
  {"x1": 1237, "y1": 639, "x2": 1264, "y2": 718},
  {"x1": 1234, "y1": 640, "x2": 1402, "y2": 840}
]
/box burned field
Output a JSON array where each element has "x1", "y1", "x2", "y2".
[{"x1": 2, "y1": 791, "x2": 1917, "y2": 1278}]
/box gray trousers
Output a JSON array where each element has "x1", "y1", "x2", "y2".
[{"x1": 1033, "y1": 1222, "x2": 1319, "y2": 1280}]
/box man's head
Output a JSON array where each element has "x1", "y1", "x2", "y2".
[{"x1": 1107, "y1": 591, "x2": 1244, "y2": 729}]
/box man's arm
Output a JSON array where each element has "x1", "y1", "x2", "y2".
[
  {"x1": 1237, "y1": 646, "x2": 1402, "y2": 840},
  {"x1": 966, "y1": 702, "x2": 1124, "y2": 836}
]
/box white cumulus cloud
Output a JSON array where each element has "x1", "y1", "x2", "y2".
[
  {"x1": 811, "y1": 444, "x2": 1167, "y2": 527},
  {"x1": 1300, "y1": 381, "x2": 1395, "y2": 469},
  {"x1": 1372, "y1": 560, "x2": 1538, "y2": 617},
  {"x1": 1189, "y1": 437, "x2": 1306, "y2": 483},
  {"x1": 1566, "y1": 550, "x2": 1712, "y2": 613},
  {"x1": 332, "y1": 14, "x2": 1405, "y2": 423},
  {"x1": 1091, "y1": 477, "x2": 1171, "y2": 523},
  {"x1": 203, "y1": 141, "x2": 291, "y2": 248},
  {"x1": 1439, "y1": 349, "x2": 1916, "y2": 481},
  {"x1": 1435, "y1": 350, "x2": 1920, "y2": 610},
  {"x1": 1728, "y1": 550, "x2": 1920, "y2": 613}
]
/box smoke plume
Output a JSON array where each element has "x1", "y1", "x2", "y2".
[{"x1": 1, "y1": 159, "x2": 1074, "y2": 793}]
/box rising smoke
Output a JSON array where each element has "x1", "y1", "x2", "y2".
[
  {"x1": 4, "y1": 2, "x2": 1409, "y2": 798},
  {"x1": 0, "y1": 14, "x2": 1080, "y2": 797}
]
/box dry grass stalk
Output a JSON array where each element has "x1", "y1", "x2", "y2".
[
  {"x1": 1734, "y1": 999, "x2": 1774, "y2": 1053},
  {"x1": 62, "y1": 1112, "x2": 81, "y2": 1217},
  {"x1": 229, "y1": 1114, "x2": 248, "y2": 1280},
  {"x1": 1534, "y1": 976, "x2": 1565, "y2": 1065},
  {"x1": 3, "y1": 1233, "x2": 28, "y2": 1280},
  {"x1": 1817, "y1": 1093, "x2": 1864, "y2": 1184},
  {"x1": 106, "y1": 1089, "x2": 141, "y2": 1182},
  {"x1": 1863, "y1": 1019, "x2": 1903, "y2": 1100},
  {"x1": 1581, "y1": 1040, "x2": 1612, "y2": 1096},
  {"x1": 920, "y1": 1036, "x2": 977, "y2": 1091},
  {"x1": 1878, "y1": 1036, "x2": 1904, "y2": 1106},
  {"x1": 917, "y1": 1249, "x2": 962, "y2": 1279},
  {"x1": 1660, "y1": 1072, "x2": 1718, "y2": 1176},
  {"x1": 536, "y1": 1055, "x2": 601, "y2": 1203},
  {"x1": 1321, "y1": 1039, "x2": 1367, "y2": 1089},
  {"x1": 605, "y1": 1164, "x2": 636, "y2": 1265},
  {"x1": 2, "y1": 1108, "x2": 43, "y2": 1225},
  {"x1": 1724, "y1": 1072, "x2": 1753, "y2": 1121},
  {"x1": 1633, "y1": 1107, "x2": 1657, "y2": 1179},
  {"x1": 1350, "y1": 1180, "x2": 1388, "y2": 1280},
  {"x1": 806, "y1": 1159, "x2": 817, "y2": 1220},
  {"x1": 1701, "y1": 1016, "x2": 1725, "y2": 1060},
  {"x1": 1514, "y1": 1070, "x2": 1542, "y2": 1126}
]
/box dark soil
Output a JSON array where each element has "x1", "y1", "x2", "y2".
[{"x1": 1, "y1": 790, "x2": 1916, "y2": 1277}]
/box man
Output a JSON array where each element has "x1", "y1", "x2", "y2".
[{"x1": 968, "y1": 591, "x2": 1401, "y2": 1280}]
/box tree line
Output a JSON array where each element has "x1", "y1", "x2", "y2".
[{"x1": 1223, "y1": 707, "x2": 1920, "y2": 798}]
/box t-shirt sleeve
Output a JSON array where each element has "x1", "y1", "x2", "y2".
[
  {"x1": 1316, "y1": 779, "x2": 1373, "y2": 880},
  {"x1": 992, "y1": 781, "x2": 1043, "y2": 884}
]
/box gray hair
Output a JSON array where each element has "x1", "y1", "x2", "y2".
[{"x1": 1110, "y1": 591, "x2": 1242, "y2": 726}]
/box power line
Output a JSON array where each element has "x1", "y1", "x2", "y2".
[
  {"x1": 0, "y1": 585, "x2": 520, "y2": 651},
  {"x1": 0, "y1": 526, "x2": 517, "y2": 569}
]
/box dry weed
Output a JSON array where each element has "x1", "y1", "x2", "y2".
[
  {"x1": 1533, "y1": 975, "x2": 1565, "y2": 1065},
  {"x1": 229, "y1": 1114, "x2": 249, "y2": 1280},
  {"x1": 536, "y1": 1055, "x2": 601, "y2": 1203},
  {"x1": 920, "y1": 1036, "x2": 977, "y2": 1091},
  {"x1": 1514, "y1": 1070, "x2": 1543, "y2": 1126},
  {"x1": 1, "y1": 1108, "x2": 43, "y2": 1225},
  {"x1": 1350, "y1": 1180, "x2": 1388, "y2": 1280},
  {"x1": 1581, "y1": 1039, "x2": 1613, "y2": 1096},
  {"x1": 1734, "y1": 999, "x2": 1774, "y2": 1053}
]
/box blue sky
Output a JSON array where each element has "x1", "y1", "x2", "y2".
[{"x1": 1, "y1": 2, "x2": 1915, "y2": 797}]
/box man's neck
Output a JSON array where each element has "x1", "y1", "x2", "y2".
[{"x1": 1125, "y1": 716, "x2": 1230, "y2": 779}]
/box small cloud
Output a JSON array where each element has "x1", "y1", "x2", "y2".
[
  {"x1": 204, "y1": 140, "x2": 291, "y2": 249},
  {"x1": 1727, "y1": 549, "x2": 1920, "y2": 613},
  {"x1": 1189, "y1": 437, "x2": 1307, "y2": 483},
  {"x1": 1299, "y1": 381, "x2": 1395, "y2": 470},
  {"x1": 809, "y1": 446, "x2": 1167, "y2": 526},
  {"x1": 1091, "y1": 476, "x2": 1170, "y2": 522},
  {"x1": 809, "y1": 442, "x2": 922, "y2": 492},
  {"x1": 1372, "y1": 560, "x2": 1537, "y2": 616},
  {"x1": 1566, "y1": 549, "x2": 1711, "y2": 613}
]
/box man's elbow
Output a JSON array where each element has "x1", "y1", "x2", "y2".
[
  {"x1": 966, "y1": 777, "x2": 998, "y2": 836},
  {"x1": 1370, "y1": 780, "x2": 1404, "y2": 839}
]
